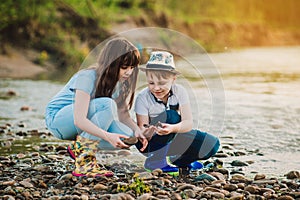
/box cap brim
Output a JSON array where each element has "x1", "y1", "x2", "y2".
[{"x1": 139, "y1": 66, "x2": 180, "y2": 75}]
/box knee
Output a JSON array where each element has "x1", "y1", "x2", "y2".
[
  {"x1": 92, "y1": 97, "x2": 117, "y2": 112},
  {"x1": 203, "y1": 136, "x2": 220, "y2": 159}
]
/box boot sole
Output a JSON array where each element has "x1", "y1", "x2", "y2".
[
  {"x1": 145, "y1": 168, "x2": 179, "y2": 176},
  {"x1": 67, "y1": 146, "x2": 76, "y2": 160},
  {"x1": 72, "y1": 171, "x2": 114, "y2": 177}
]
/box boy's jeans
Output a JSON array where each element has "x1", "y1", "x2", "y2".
[{"x1": 136, "y1": 110, "x2": 220, "y2": 167}]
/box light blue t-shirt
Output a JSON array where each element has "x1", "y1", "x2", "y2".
[{"x1": 45, "y1": 69, "x2": 97, "y2": 120}]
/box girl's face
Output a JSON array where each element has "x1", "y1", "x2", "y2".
[
  {"x1": 146, "y1": 72, "x2": 176, "y2": 101},
  {"x1": 119, "y1": 65, "x2": 135, "y2": 82}
]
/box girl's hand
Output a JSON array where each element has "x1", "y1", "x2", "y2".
[
  {"x1": 155, "y1": 123, "x2": 174, "y2": 135},
  {"x1": 141, "y1": 125, "x2": 156, "y2": 140},
  {"x1": 106, "y1": 132, "x2": 130, "y2": 149},
  {"x1": 134, "y1": 129, "x2": 148, "y2": 151}
]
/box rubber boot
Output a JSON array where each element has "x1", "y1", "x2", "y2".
[
  {"x1": 72, "y1": 135, "x2": 114, "y2": 177},
  {"x1": 144, "y1": 141, "x2": 178, "y2": 175}
]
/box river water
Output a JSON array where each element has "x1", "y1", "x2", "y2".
[{"x1": 0, "y1": 46, "x2": 299, "y2": 178}]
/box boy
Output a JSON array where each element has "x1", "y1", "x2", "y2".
[{"x1": 134, "y1": 51, "x2": 220, "y2": 175}]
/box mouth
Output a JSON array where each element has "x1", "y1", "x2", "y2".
[{"x1": 153, "y1": 91, "x2": 163, "y2": 97}]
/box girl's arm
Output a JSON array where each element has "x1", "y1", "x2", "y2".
[
  {"x1": 117, "y1": 105, "x2": 148, "y2": 151},
  {"x1": 117, "y1": 105, "x2": 139, "y2": 133},
  {"x1": 73, "y1": 90, "x2": 129, "y2": 148}
]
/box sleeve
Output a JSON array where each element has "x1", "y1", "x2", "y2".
[
  {"x1": 176, "y1": 84, "x2": 190, "y2": 106},
  {"x1": 134, "y1": 92, "x2": 149, "y2": 116},
  {"x1": 69, "y1": 70, "x2": 95, "y2": 96}
]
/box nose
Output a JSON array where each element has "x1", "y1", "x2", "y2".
[
  {"x1": 153, "y1": 84, "x2": 161, "y2": 91},
  {"x1": 125, "y1": 68, "x2": 134, "y2": 75}
]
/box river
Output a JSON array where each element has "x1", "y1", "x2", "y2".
[{"x1": 0, "y1": 46, "x2": 299, "y2": 178}]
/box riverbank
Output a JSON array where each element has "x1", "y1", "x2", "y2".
[
  {"x1": 0, "y1": 48, "x2": 55, "y2": 79},
  {"x1": 0, "y1": 125, "x2": 300, "y2": 199}
]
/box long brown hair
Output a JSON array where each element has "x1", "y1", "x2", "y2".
[{"x1": 94, "y1": 37, "x2": 140, "y2": 109}]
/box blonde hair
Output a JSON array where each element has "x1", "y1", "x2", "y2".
[{"x1": 145, "y1": 70, "x2": 176, "y2": 80}]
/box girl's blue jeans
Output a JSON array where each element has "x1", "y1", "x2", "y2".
[
  {"x1": 46, "y1": 97, "x2": 133, "y2": 149},
  {"x1": 135, "y1": 110, "x2": 220, "y2": 167}
]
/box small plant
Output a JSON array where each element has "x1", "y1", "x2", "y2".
[
  {"x1": 117, "y1": 173, "x2": 151, "y2": 196},
  {"x1": 36, "y1": 50, "x2": 48, "y2": 65}
]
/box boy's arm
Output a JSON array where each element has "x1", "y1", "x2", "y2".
[
  {"x1": 136, "y1": 114, "x2": 149, "y2": 128},
  {"x1": 177, "y1": 103, "x2": 193, "y2": 132}
]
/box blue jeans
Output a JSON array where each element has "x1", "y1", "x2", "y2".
[
  {"x1": 46, "y1": 97, "x2": 133, "y2": 149},
  {"x1": 136, "y1": 110, "x2": 220, "y2": 167}
]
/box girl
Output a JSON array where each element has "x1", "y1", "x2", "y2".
[{"x1": 45, "y1": 37, "x2": 147, "y2": 177}]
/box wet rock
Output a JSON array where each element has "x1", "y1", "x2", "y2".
[
  {"x1": 234, "y1": 151, "x2": 247, "y2": 156},
  {"x1": 254, "y1": 173, "x2": 266, "y2": 180},
  {"x1": 223, "y1": 183, "x2": 238, "y2": 191},
  {"x1": 289, "y1": 191, "x2": 300, "y2": 198},
  {"x1": 277, "y1": 195, "x2": 295, "y2": 200},
  {"x1": 230, "y1": 191, "x2": 244, "y2": 199},
  {"x1": 0, "y1": 141, "x2": 12, "y2": 148},
  {"x1": 202, "y1": 186, "x2": 222, "y2": 193},
  {"x1": 137, "y1": 193, "x2": 153, "y2": 200},
  {"x1": 231, "y1": 160, "x2": 249, "y2": 166},
  {"x1": 93, "y1": 183, "x2": 108, "y2": 190},
  {"x1": 182, "y1": 189, "x2": 196, "y2": 198},
  {"x1": 1, "y1": 180, "x2": 16, "y2": 186},
  {"x1": 285, "y1": 170, "x2": 300, "y2": 179},
  {"x1": 117, "y1": 150, "x2": 132, "y2": 156},
  {"x1": 20, "y1": 106, "x2": 31, "y2": 111},
  {"x1": 17, "y1": 122, "x2": 26, "y2": 128},
  {"x1": 148, "y1": 169, "x2": 162, "y2": 177},
  {"x1": 153, "y1": 190, "x2": 170, "y2": 196},
  {"x1": 15, "y1": 131, "x2": 27, "y2": 136},
  {"x1": 230, "y1": 174, "x2": 251, "y2": 183},
  {"x1": 211, "y1": 179, "x2": 226, "y2": 188},
  {"x1": 253, "y1": 179, "x2": 277, "y2": 185},
  {"x1": 209, "y1": 171, "x2": 226, "y2": 180},
  {"x1": 19, "y1": 180, "x2": 34, "y2": 188},
  {"x1": 139, "y1": 172, "x2": 155, "y2": 180},
  {"x1": 110, "y1": 193, "x2": 135, "y2": 200},
  {"x1": 194, "y1": 173, "x2": 217, "y2": 182},
  {"x1": 2, "y1": 195, "x2": 15, "y2": 200},
  {"x1": 7, "y1": 90, "x2": 17, "y2": 96},
  {"x1": 244, "y1": 185, "x2": 259, "y2": 194},
  {"x1": 214, "y1": 152, "x2": 230, "y2": 157},
  {"x1": 122, "y1": 137, "x2": 138, "y2": 145},
  {"x1": 59, "y1": 173, "x2": 73, "y2": 181}
]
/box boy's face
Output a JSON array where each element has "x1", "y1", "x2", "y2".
[{"x1": 146, "y1": 71, "x2": 176, "y2": 100}]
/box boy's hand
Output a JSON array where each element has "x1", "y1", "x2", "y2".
[{"x1": 155, "y1": 123, "x2": 173, "y2": 135}]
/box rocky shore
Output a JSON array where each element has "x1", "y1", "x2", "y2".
[{"x1": 0, "y1": 123, "x2": 300, "y2": 200}]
